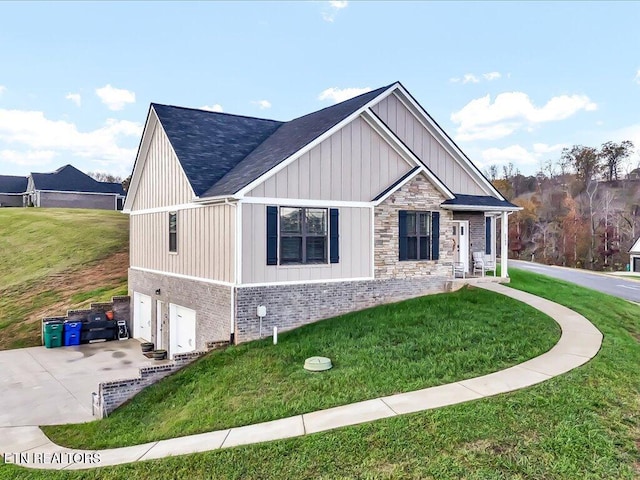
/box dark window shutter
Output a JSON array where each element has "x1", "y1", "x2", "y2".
[
  {"x1": 399, "y1": 210, "x2": 408, "y2": 260},
  {"x1": 330, "y1": 208, "x2": 339, "y2": 263},
  {"x1": 485, "y1": 217, "x2": 492, "y2": 255},
  {"x1": 431, "y1": 211, "x2": 440, "y2": 260},
  {"x1": 266, "y1": 206, "x2": 278, "y2": 265},
  {"x1": 484, "y1": 217, "x2": 491, "y2": 255}
]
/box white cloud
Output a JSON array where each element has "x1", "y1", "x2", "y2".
[
  {"x1": 532, "y1": 143, "x2": 566, "y2": 155},
  {"x1": 65, "y1": 92, "x2": 81, "y2": 107},
  {"x1": 200, "y1": 104, "x2": 224, "y2": 112},
  {"x1": 322, "y1": 0, "x2": 348, "y2": 22},
  {"x1": 480, "y1": 145, "x2": 538, "y2": 167},
  {"x1": 462, "y1": 74, "x2": 480, "y2": 84},
  {"x1": 451, "y1": 72, "x2": 501, "y2": 84},
  {"x1": 635, "y1": 69, "x2": 640, "y2": 85},
  {"x1": 318, "y1": 86, "x2": 371, "y2": 103},
  {"x1": 0, "y1": 149, "x2": 57, "y2": 166},
  {"x1": 483, "y1": 71, "x2": 501, "y2": 81},
  {"x1": 0, "y1": 108, "x2": 142, "y2": 169},
  {"x1": 95, "y1": 84, "x2": 136, "y2": 111},
  {"x1": 252, "y1": 100, "x2": 272, "y2": 110},
  {"x1": 451, "y1": 92, "x2": 598, "y2": 141},
  {"x1": 0, "y1": 86, "x2": 5, "y2": 96}
]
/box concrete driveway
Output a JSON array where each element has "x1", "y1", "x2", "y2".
[{"x1": 0, "y1": 339, "x2": 157, "y2": 427}]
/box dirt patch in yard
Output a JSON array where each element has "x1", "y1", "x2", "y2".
[{"x1": 0, "y1": 251, "x2": 129, "y2": 350}]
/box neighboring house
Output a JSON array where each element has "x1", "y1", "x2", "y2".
[
  {"x1": 124, "y1": 81, "x2": 519, "y2": 357},
  {"x1": 629, "y1": 237, "x2": 640, "y2": 272},
  {"x1": 23, "y1": 165, "x2": 125, "y2": 210},
  {"x1": 0, "y1": 175, "x2": 28, "y2": 207}
]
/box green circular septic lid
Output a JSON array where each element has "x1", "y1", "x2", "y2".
[{"x1": 304, "y1": 356, "x2": 333, "y2": 372}]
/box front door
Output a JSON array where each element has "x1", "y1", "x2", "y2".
[
  {"x1": 454, "y1": 221, "x2": 470, "y2": 273},
  {"x1": 169, "y1": 304, "x2": 196, "y2": 358}
]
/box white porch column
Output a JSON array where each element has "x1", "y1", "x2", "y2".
[{"x1": 501, "y1": 211, "x2": 509, "y2": 278}]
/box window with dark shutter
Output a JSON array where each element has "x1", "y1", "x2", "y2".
[
  {"x1": 266, "y1": 206, "x2": 278, "y2": 265},
  {"x1": 330, "y1": 208, "x2": 339, "y2": 263},
  {"x1": 275, "y1": 206, "x2": 329, "y2": 265},
  {"x1": 400, "y1": 210, "x2": 438, "y2": 261}
]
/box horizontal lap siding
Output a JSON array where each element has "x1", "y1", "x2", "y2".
[
  {"x1": 246, "y1": 116, "x2": 412, "y2": 201},
  {"x1": 130, "y1": 204, "x2": 235, "y2": 283},
  {"x1": 38, "y1": 191, "x2": 116, "y2": 209},
  {"x1": 372, "y1": 93, "x2": 486, "y2": 196},
  {"x1": 130, "y1": 122, "x2": 194, "y2": 211},
  {"x1": 241, "y1": 203, "x2": 371, "y2": 284}
]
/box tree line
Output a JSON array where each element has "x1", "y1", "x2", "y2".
[{"x1": 487, "y1": 141, "x2": 638, "y2": 271}]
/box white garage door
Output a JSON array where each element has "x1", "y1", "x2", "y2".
[
  {"x1": 169, "y1": 304, "x2": 196, "y2": 357},
  {"x1": 133, "y1": 292, "x2": 152, "y2": 342}
]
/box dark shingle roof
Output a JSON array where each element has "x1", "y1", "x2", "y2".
[
  {"x1": 202, "y1": 85, "x2": 394, "y2": 197},
  {"x1": 152, "y1": 84, "x2": 395, "y2": 198},
  {"x1": 152, "y1": 104, "x2": 284, "y2": 197},
  {"x1": 0, "y1": 175, "x2": 27, "y2": 193},
  {"x1": 30, "y1": 165, "x2": 125, "y2": 195},
  {"x1": 441, "y1": 194, "x2": 518, "y2": 209}
]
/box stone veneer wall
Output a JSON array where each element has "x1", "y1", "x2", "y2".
[
  {"x1": 452, "y1": 212, "x2": 486, "y2": 257},
  {"x1": 95, "y1": 350, "x2": 209, "y2": 418},
  {"x1": 375, "y1": 173, "x2": 454, "y2": 278},
  {"x1": 128, "y1": 268, "x2": 231, "y2": 349}
]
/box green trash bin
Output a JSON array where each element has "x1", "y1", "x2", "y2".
[{"x1": 44, "y1": 321, "x2": 63, "y2": 348}]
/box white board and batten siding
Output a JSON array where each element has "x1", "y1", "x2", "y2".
[
  {"x1": 242, "y1": 203, "x2": 371, "y2": 284},
  {"x1": 371, "y1": 93, "x2": 487, "y2": 196},
  {"x1": 130, "y1": 120, "x2": 194, "y2": 211},
  {"x1": 246, "y1": 116, "x2": 412, "y2": 202},
  {"x1": 130, "y1": 204, "x2": 235, "y2": 283}
]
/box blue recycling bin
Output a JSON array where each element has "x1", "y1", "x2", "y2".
[{"x1": 64, "y1": 321, "x2": 82, "y2": 346}]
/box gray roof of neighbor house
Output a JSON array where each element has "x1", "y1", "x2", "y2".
[
  {"x1": 30, "y1": 165, "x2": 125, "y2": 195},
  {"x1": 0, "y1": 175, "x2": 28, "y2": 193},
  {"x1": 152, "y1": 84, "x2": 393, "y2": 198}
]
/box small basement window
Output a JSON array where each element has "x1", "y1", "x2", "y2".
[{"x1": 169, "y1": 212, "x2": 177, "y2": 253}]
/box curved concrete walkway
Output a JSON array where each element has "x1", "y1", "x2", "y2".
[{"x1": 1, "y1": 283, "x2": 603, "y2": 471}]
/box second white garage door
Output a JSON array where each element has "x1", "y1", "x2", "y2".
[{"x1": 169, "y1": 304, "x2": 196, "y2": 357}]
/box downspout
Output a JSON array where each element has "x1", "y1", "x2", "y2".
[{"x1": 226, "y1": 198, "x2": 240, "y2": 344}]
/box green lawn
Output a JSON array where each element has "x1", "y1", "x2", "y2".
[
  {"x1": 44, "y1": 286, "x2": 559, "y2": 449},
  {"x1": 2, "y1": 270, "x2": 639, "y2": 479},
  {"x1": 0, "y1": 208, "x2": 128, "y2": 349}
]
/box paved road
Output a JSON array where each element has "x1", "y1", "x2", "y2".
[{"x1": 510, "y1": 260, "x2": 640, "y2": 303}]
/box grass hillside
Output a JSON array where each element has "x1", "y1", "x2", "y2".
[{"x1": 0, "y1": 208, "x2": 129, "y2": 349}]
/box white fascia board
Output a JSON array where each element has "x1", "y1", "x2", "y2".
[
  {"x1": 629, "y1": 237, "x2": 640, "y2": 253},
  {"x1": 235, "y1": 84, "x2": 400, "y2": 198},
  {"x1": 128, "y1": 202, "x2": 208, "y2": 216},
  {"x1": 123, "y1": 109, "x2": 157, "y2": 211},
  {"x1": 129, "y1": 266, "x2": 234, "y2": 287},
  {"x1": 361, "y1": 110, "x2": 454, "y2": 200},
  {"x1": 237, "y1": 276, "x2": 374, "y2": 288},
  {"x1": 441, "y1": 204, "x2": 522, "y2": 212},
  {"x1": 192, "y1": 194, "x2": 235, "y2": 204},
  {"x1": 393, "y1": 86, "x2": 505, "y2": 200},
  {"x1": 241, "y1": 197, "x2": 373, "y2": 208}
]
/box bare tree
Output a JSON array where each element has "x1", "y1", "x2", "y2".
[
  {"x1": 88, "y1": 171, "x2": 123, "y2": 183},
  {"x1": 600, "y1": 140, "x2": 634, "y2": 181}
]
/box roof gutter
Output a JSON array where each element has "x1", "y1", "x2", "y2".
[
  {"x1": 191, "y1": 194, "x2": 239, "y2": 205},
  {"x1": 440, "y1": 204, "x2": 522, "y2": 212}
]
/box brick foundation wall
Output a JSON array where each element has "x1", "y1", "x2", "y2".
[
  {"x1": 235, "y1": 276, "x2": 448, "y2": 343},
  {"x1": 128, "y1": 269, "x2": 232, "y2": 349},
  {"x1": 95, "y1": 350, "x2": 211, "y2": 418},
  {"x1": 375, "y1": 173, "x2": 454, "y2": 278}
]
